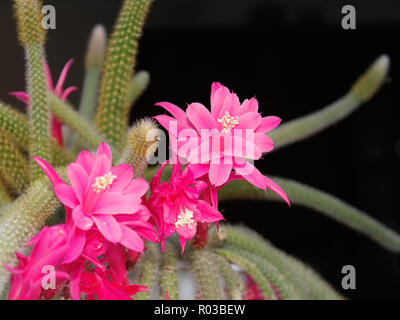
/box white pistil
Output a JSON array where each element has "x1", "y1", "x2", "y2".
[
  {"x1": 218, "y1": 111, "x2": 239, "y2": 133},
  {"x1": 92, "y1": 171, "x2": 117, "y2": 193},
  {"x1": 175, "y1": 208, "x2": 196, "y2": 229}
]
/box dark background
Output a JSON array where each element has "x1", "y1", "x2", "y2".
[{"x1": 0, "y1": 0, "x2": 399, "y2": 299}]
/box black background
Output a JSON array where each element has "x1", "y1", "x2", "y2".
[{"x1": 0, "y1": 0, "x2": 399, "y2": 299}]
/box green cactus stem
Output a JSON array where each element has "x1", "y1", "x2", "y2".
[
  {"x1": 269, "y1": 55, "x2": 390, "y2": 151},
  {"x1": 219, "y1": 178, "x2": 400, "y2": 253},
  {"x1": 186, "y1": 249, "x2": 224, "y2": 300},
  {"x1": 13, "y1": 0, "x2": 51, "y2": 180},
  {"x1": 0, "y1": 178, "x2": 60, "y2": 295},
  {"x1": 95, "y1": 0, "x2": 153, "y2": 149},
  {"x1": 125, "y1": 70, "x2": 150, "y2": 115},
  {"x1": 212, "y1": 252, "x2": 244, "y2": 300},
  {"x1": 0, "y1": 130, "x2": 30, "y2": 193},
  {"x1": 222, "y1": 226, "x2": 342, "y2": 299},
  {"x1": 48, "y1": 94, "x2": 120, "y2": 158},
  {"x1": 135, "y1": 241, "x2": 160, "y2": 300},
  {"x1": 159, "y1": 241, "x2": 179, "y2": 300}
]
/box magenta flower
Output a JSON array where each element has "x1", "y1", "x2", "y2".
[
  {"x1": 147, "y1": 160, "x2": 224, "y2": 253},
  {"x1": 154, "y1": 82, "x2": 289, "y2": 205},
  {"x1": 34, "y1": 142, "x2": 154, "y2": 259},
  {"x1": 6, "y1": 225, "x2": 71, "y2": 300},
  {"x1": 10, "y1": 59, "x2": 78, "y2": 146}
]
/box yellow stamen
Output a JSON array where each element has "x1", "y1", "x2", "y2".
[
  {"x1": 92, "y1": 171, "x2": 117, "y2": 193},
  {"x1": 218, "y1": 111, "x2": 239, "y2": 133}
]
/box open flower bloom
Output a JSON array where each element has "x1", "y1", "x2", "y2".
[
  {"x1": 10, "y1": 59, "x2": 78, "y2": 146},
  {"x1": 34, "y1": 142, "x2": 155, "y2": 262},
  {"x1": 6, "y1": 225, "x2": 71, "y2": 300},
  {"x1": 154, "y1": 82, "x2": 289, "y2": 205},
  {"x1": 147, "y1": 160, "x2": 224, "y2": 253}
]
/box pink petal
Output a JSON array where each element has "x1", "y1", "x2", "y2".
[
  {"x1": 211, "y1": 85, "x2": 231, "y2": 119},
  {"x1": 120, "y1": 225, "x2": 144, "y2": 253},
  {"x1": 33, "y1": 156, "x2": 63, "y2": 186},
  {"x1": 221, "y1": 93, "x2": 241, "y2": 118},
  {"x1": 94, "y1": 192, "x2": 142, "y2": 214},
  {"x1": 187, "y1": 163, "x2": 209, "y2": 178},
  {"x1": 233, "y1": 161, "x2": 267, "y2": 190},
  {"x1": 109, "y1": 164, "x2": 134, "y2": 192},
  {"x1": 61, "y1": 86, "x2": 78, "y2": 101},
  {"x1": 256, "y1": 116, "x2": 281, "y2": 133},
  {"x1": 153, "y1": 115, "x2": 178, "y2": 135},
  {"x1": 96, "y1": 142, "x2": 112, "y2": 163},
  {"x1": 63, "y1": 229, "x2": 86, "y2": 264},
  {"x1": 123, "y1": 178, "x2": 149, "y2": 197},
  {"x1": 240, "y1": 98, "x2": 259, "y2": 114},
  {"x1": 196, "y1": 200, "x2": 224, "y2": 223},
  {"x1": 264, "y1": 175, "x2": 290, "y2": 206},
  {"x1": 72, "y1": 206, "x2": 93, "y2": 230},
  {"x1": 92, "y1": 215, "x2": 122, "y2": 243},
  {"x1": 67, "y1": 162, "x2": 88, "y2": 203},
  {"x1": 176, "y1": 222, "x2": 197, "y2": 240},
  {"x1": 254, "y1": 133, "x2": 274, "y2": 153},
  {"x1": 9, "y1": 91, "x2": 30, "y2": 105},
  {"x1": 155, "y1": 101, "x2": 187, "y2": 124},
  {"x1": 53, "y1": 183, "x2": 80, "y2": 208},
  {"x1": 237, "y1": 112, "x2": 262, "y2": 130},
  {"x1": 210, "y1": 82, "x2": 223, "y2": 102},
  {"x1": 209, "y1": 161, "x2": 232, "y2": 187},
  {"x1": 75, "y1": 150, "x2": 95, "y2": 174},
  {"x1": 55, "y1": 59, "x2": 74, "y2": 96},
  {"x1": 186, "y1": 102, "x2": 216, "y2": 132}
]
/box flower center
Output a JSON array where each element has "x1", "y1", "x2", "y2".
[
  {"x1": 92, "y1": 172, "x2": 117, "y2": 193},
  {"x1": 218, "y1": 111, "x2": 239, "y2": 133},
  {"x1": 175, "y1": 208, "x2": 196, "y2": 229}
]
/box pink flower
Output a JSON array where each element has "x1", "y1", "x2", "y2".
[
  {"x1": 5, "y1": 225, "x2": 71, "y2": 300},
  {"x1": 10, "y1": 59, "x2": 78, "y2": 146},
  {"x1": 154, "y1": 82, "x2": 289, "y2": 205},
  {"x1": 147, "y1": 160, "x2": 224, "y2": 253},
  {"x1": 34, "y1": 142, "x2": 155, "y2": 261},
  {"x1": 79, "y1": 268, "x2": 147, "y2": 300}
]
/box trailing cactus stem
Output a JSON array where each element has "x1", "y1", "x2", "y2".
[
  {"x1": 0, "y1": 129, "x2": 30, "y2": 193},
  {"x1": 135, "y1": 241, "x2": 160, "y2": 300},
  {"x1": 187, "y1": 249, "x2": 224, "y2": 300},
  {"x1": 0, "y1": 178, "x2": 60, "y2": 295},
  {"x1": 219, "y1": 178, "x2": 400, "y2": 253},
  {"x1": 159, "y1": 241, "x2": 179, "y2": 300},
  {"x1": 269, "y1": 55, "x2": 390, "y2": 151},
  {"x1": 119, "y1": 118, "x2": 160, "y2": 177},
  {"x1": 48, "y1": 94, "x2": 120, "y2": 158},
  {"x1": 211, "y1": 252, "x2": 244, "y2": 300},
  {"x1": 223, "y1": 226, "x2": 343, "y2": 299},
  {"x1": 0, "y1": 179, "x2": 12, "y2": 206},
  {"x1": 95, "y1": 0, "x2": 153, "y2": 149},
  {"x1": 125, "y1": 71, "x2": 150, "y2": 114},
  {"x1": 0, "y1": 102, "x2": 73, "y2": 167},
  {"x1": 25, "y1": 44, "x2": 51, "y2": 180}
]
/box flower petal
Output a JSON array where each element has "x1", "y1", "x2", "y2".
[
  {"x1": 186, "y1": 102, "x2": 216, "y2": 132},
  {"x1": 94, "y1": 192, "x2": 142, "y2": 214},
  {"x1": 53, "y1": 183, "x2": 79, "y2": 208},
  {"x1": 240, "y1": 98, "x2": 259, "y2": 114},
  {"x1": 33, "y1": 157, "x2": 63, "y2": 186},
  {"x1": 119, "y1": 225, "x2": 144, "y2": 253},
  {"x1": 92, "y1": 215, "x2": 122, "y2": 243},
  {"x1": 75, "y1": 150, "x2": 95, "y2": 175},
  {"x1": 256, "y1": 116, "x2": 281, "y2": 133},
  {"x1": 209, "y1": 161, "x2": 232, "y2": 187},
  {"x1": 196, "y1": 200, "x2": 224, "y2": 223},
  {"x1": 233, "y1": 161, "x2": 267, "y2": 190},
  {"x1": 264, "y1": 175, "x2": 290, "y2": 206},
  {"x1": 72, "y1": 205, "x2": 93, "y2": 230},
  {"x1": 109, "y1": 164, "x2": 133, "y2": 192},
  {"x1": 211, "y1": 85, "x2": 230, "y2": 119},
  {"x1": 67, "y1": 162, "x2": 88, "y2": 203}
]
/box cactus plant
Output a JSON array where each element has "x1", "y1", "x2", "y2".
[{"x1": 0, "y1": 0, "x2": 398, "y2": 300}]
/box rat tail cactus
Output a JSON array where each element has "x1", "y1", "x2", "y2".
[{"x1": 0, "y1": 0, "x2": 397, "y2": 300}]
